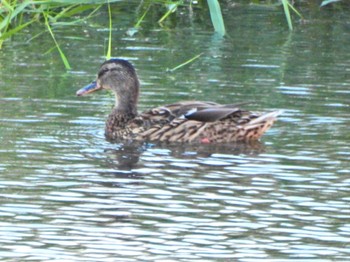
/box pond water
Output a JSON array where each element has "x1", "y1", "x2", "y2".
[{"x1": 0, "y1": 2, "x2": 350, "y2": 261}]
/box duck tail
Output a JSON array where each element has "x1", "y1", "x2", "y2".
[
  {"x1": 249, "y1": 110, "x2": 283, "y2": 125},
  {"x1": 240, "y1": 110, "x2": 283, "y2": 140}
]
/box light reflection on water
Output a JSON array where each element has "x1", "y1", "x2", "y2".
[
  {"x1": 1, "y1": 3, "x2": 350, "y2": 262},
  {"x1": 1, "y1": 106, "x2": 349, "y2": 257},
  {"x1": 1, "y1": 107, "x2": 349, "y2": 261}
]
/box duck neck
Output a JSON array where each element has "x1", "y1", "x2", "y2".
[
  {"x1": 116, "y1": 87, "x2": 138, "y2": 115},
  {"x1": 105, "y1": 79, "x2": 140, "y2": 140},
  {"x1": 105, "y1": 94, "x2": 138, "y2": 141},
  {"x1": 115, "y1": 101, "x2": 138, "y2": 122},
  {"x1": 114, "y1": 80, "x2": 139, "y2": 120}
]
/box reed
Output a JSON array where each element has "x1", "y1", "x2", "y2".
[
  {"x1": 207, "y1": 0, "x2": 226, "y2": 36},
  {"x1": 168, "y1": 53, "x2": 203, "y2": 72},
  {"x1": 0, "y1": 0, "x2": 314, "y2": 68},
  {"x1": 281, "y1": 0, "x2": 303, "y2": 31},
  {"x1": 44, "y1": 12, "x2": 71, "y2": 69},
  {"x1": 158, "y1": 2, "x2": 181, "y2": 24},
  {"x1": 0, "y1": 0, "x2": 104, "y2": 67},
  {"x1": 106, "y1": 1, "x2": 112, "y2": 60}
]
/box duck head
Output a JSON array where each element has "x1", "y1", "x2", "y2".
[{"x1": 76, "y1": 59, "x2": 140, "y2": 109}]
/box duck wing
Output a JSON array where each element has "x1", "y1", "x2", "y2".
[
  {"x1": 185, "y1": 107, "x2": 241, "y2": 122},
  {"x1": 165, "y1": 101, "x2": 250, "y2": 118},
  {"x1": 130, "y1": 101, "x2": 255, "y2": 142},
  {"x1": 137, "y1": 101, "x2": 250, "y2": 125}
]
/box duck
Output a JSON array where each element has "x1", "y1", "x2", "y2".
[{"x1": 76, "y1": 58, "x2": 282, "y2": 143}]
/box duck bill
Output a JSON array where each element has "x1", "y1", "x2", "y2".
[{"x1": 76, "y1": 81, "x2": 102, "y2": 96}]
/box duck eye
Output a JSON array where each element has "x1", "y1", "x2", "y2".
[{"x1": 98, "y1": 68, "x2": 109, "y2": 78}]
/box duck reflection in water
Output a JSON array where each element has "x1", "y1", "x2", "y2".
[{"x1": 102, "y1": 140, "x2": 266, "y2": 174}]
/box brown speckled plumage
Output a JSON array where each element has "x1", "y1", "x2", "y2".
[{"x1": 77, "y1": 59, "x2": 282, "y2": 143}]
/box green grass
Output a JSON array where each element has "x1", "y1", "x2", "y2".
[
  {"x1": 158, "y1": 2, "x2": 181, "y2": 24},
  {"x1": 106, "y1": 0, "x2": 112, "y2": 60},
  {"x1": 0, "y1": 0, "x2": 104, "y2": 68},
  {"x1": 0, "y1": 0, "x2": 309, "y2": 68},
  {"x1": 168, "y1": 53, "x2": 203, "y2": 72},
  {"x1": 44, "y1": 12, "x2": 71, "y2": 69}
]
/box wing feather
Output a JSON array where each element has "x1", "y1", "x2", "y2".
[{"x1": 127, "y1": 101, "x2": 278, "y2": 142}]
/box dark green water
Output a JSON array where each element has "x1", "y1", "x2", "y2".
[{"x1": 0, "y1": 2, "x2": 349, "y2": 261}]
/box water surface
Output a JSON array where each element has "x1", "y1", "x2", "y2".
[{"x1": 0, "y1": 2, "x2": 349, "y2": 261}]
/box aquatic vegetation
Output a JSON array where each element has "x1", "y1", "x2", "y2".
[
  {"x1": 207, "y1": 0, "x2": 225, "y2": 36},
  {"x1": 0, "y1": 0, "x2": 345, "y2": 67},
  {"x1": 281, "y1": 0, "x2": 302, "y2": 30},
  {"x1": 0, "y1": 0, "x2": 105, "y2": 66}
]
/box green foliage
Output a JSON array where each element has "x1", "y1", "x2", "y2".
[
  {"x1": 207, "y1": 0, "x2": 225, "y2": 36},
  {"x1": 3, "y1": 0, "x2": 341, "y2": 68},
  {"x1": 106, "y1": 1, "x2": 112, "y2": 60},
  {"x1": 0, "y1": 0, "x2": 103, "y2": 67},
  {"x1": 168, "y1": 53, "x2": 203, "y2": 72},
  {"x1": 44, "y1": 12, "x2": 71, "y2": 69},
  {"x1": 158, "y1": 2, "x2": 182, "y2": 24},
  {"x1": 281, "y1": 0, "x2": 293, "y2": 30},
  {"x1": 281, "y1": 0, "x2": 303, "y2": 31}
]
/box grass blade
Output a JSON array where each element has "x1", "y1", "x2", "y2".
[
  {"x1": 158, "y1": 3, "x2": 179, "y2": 24},
  {"x1": 168, "y1": 53, "x2": 203, "y2": 72},
  {"x1": 287, "y1": 2, "x2": 302, "y2": 18},
  {"x1": 106, "y1": 0, "x2": 112, "y2": 60},
  {"x1": 0, "y1": 20, "x2": 35, "y2": 41},
  {"x1": 135, "y1": 4, "x2": 150, "y2": 28},
  {"x1": 207, "y1": 0, "x2": 226, "y2": 36},
  {"x1": 44, "y1": 13, "x2": 71, "y2": 69},
  {"x1": 281, "y1": 0, "x2": 293, "y2": 30},
  {"x1": 0, "y1": 1, "x2": 27, "y2": 32}
]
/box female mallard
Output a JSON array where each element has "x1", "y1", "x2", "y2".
[{"x1": 76, "y1": 58, "x2": 282, "y2": 143}]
